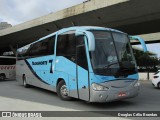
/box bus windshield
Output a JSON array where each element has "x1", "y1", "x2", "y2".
[{"x1": 90, "y1": 30, "x2": 137, "y2": 77}]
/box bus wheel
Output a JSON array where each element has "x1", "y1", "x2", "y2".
[
  {"x1": 23, "y1": 75, "x2": 29, "y2": 88},
  {"x1": 0, "y1": 74, "x2": 5, "y2": 80},
  {"x1": 57, "y1": 80, "x2": 71, "y2": 101}
]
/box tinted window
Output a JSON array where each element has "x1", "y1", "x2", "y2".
[
  {"x1": 17, "y1": 44, "x2": 32, "y2": 58},
  {"x1": 76, "y1": 36, "x2": 88, "y2": 70},
  {"x1": 57, "y1": 34, "x2": 76, "y2": 56},
  {"x1": 76, "y1": 36, "x2": 85, "y2": 46},
  {"x1": 0, "y1": 58, "x2": 16, "y2": 65},
  {"x1": 24, "y1": 36, "x2": 55, "y2": 57},
  {"x1": 28, "y1": 42, "x2": 42, "y2": 56},
  {"x1": 77, "y1": 45, "x2": 88, "y2": 70}
]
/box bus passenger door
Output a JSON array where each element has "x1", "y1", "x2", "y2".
[{"x1": 76, "y1": 37, "x2": 89, "y2": 101}]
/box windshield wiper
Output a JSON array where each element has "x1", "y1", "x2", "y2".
[
  {"x1": 104, "y1": 62, "x2": 119, "y2": 69},
  {"x1": 105, "y1": 61, "x2": 135, "y2": 71}
]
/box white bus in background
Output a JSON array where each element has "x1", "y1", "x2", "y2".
[{"x1": 0, "y1": 56, "x2": 16, "y2": 80}]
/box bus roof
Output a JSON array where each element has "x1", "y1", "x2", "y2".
[
  {"x1": 57, "y1": 26, "x2": 125, "y2": 34},
  {"x1": 28, "y1": 26, "x2": 126, "y2": 46}
]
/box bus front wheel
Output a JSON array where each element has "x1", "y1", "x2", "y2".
[{"x1": 57, "y1": 80, "x2": 71, "y2": 101}]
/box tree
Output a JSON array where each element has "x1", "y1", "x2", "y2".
[{"x1": 134, "y1": 51, "x2": 160, "y2": 80}]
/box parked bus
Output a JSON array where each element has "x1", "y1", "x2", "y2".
[
  {"x1": 0, "y1": 56, "x2": 16, "y2": 80},
  {"x1": 16, "y1": 26, "x2": 147, "y2": 102}
]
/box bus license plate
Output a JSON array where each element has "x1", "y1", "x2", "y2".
[{"x1": 118, "y1": 92, "x2": 126, "y2": 97}]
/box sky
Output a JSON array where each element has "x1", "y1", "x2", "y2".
[
  {"x1": 0, "y1": 0, "x2": 86, "y2": 25},
  {"x1": 146, "y1": 43, "x2": 160, "y2": 57},
  {"x1": 0, "y1": 0, "x2": 159, "y2": 57},
  {"x1": 135, "y1": 43, "x2": 160, "y2": 58}
]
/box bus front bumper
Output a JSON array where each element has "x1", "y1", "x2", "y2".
[{"x1": 89, "y1": 82, "x2": 140, "y2": 102}]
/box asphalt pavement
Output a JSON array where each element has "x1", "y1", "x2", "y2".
[{"x1": 0, "y1": 79, "x2": 159, "y2": 119}]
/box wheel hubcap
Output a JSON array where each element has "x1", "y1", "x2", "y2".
[{"x1": 60, "y1": 85, "x2": 68, "y2": 96}]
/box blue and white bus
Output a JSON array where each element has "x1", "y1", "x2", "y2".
[{"x1": 16, "y1": 26, "x2": 147, "y2": 102}]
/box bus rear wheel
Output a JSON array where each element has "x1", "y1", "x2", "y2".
[
  {"x1": 0, "y1": 74, "x2": 5, "y2": 80},
  {"x1": 57, "y1": 80, "x2": 71, "y2": 101}
]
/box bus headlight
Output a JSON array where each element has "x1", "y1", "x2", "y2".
[
  {"x1": 92, "y1": 83, "x2": 109, "y2": 91},
  {"x1": 134, "y1": 82, "x2": 140, "y2": 87}
]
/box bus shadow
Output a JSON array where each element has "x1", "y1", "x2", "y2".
[
  {"x1": 82, "y1": 100, "x2": 136, "y2": 109},
  {"x1": 20, "y1": 84, "x2": 137, "y2": 110},
  {"x1": 0, "y1": 80, "x2": 137, "y2": 111}
]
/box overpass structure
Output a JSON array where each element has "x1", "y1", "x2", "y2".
[
  {"x1": 0, "y1": 0, "x2": 160, "y2": 54},
  {"x1": 131, "y1": 32, "x2": 160, "y2": 45}
]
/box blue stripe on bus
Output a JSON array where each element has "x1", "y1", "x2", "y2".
[
  {"x1": 25, "y1": 55, "x2": 138, "y2": 90},
  {"x1": 25, "y1": 59, "x2": 50, "y2": 85}
]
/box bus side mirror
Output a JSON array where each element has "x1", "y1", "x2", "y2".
[
  {"x1": 76, "y1": 31, "x2": 95, "y2": 51},
  {"x1": 129, "y1": 36, "x2": 148, "y2": 52}
]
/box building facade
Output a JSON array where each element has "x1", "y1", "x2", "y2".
[{"x1": 0, "y1": 22, "x2": 12, "y2": 30}]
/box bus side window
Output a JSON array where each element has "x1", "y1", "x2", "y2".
[
  {"x1": 56, "y1": 35, "x2": 67, "y2": 56},
  {"x1": 0, "y1": 58, "x2": 15, "y2": 65},
  {"x1": 57, "y1": 34, "x2": 76, "y2": 56},
  {"x1": 40, "y1": 35, "x2": 55, "y2": 56},
  {"x1": 48, "y1": 36, "x2": 55, "y2": 55},
  {"x1": 27, "y1": 36, "x2": 55, "y2": 57},
  {"x1": 28, "y1": 42, "x2": 41, "y2": 57},
  {"x1": 76, "y1": 36, "x2": 85, "y2": 46}
]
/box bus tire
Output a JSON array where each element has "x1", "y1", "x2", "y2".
[
  {"x1": 23, "y1": 75, "x2": 30, "y2": 88},
  {"x1": 0, "y1": 74, "x2": 6, "y2": 80},
  {"x1": 57, "y1": 80, "x2": 71, "y2": 101}
]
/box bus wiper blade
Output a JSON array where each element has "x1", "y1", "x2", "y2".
[{"x1": 104, "y1": 62, "x2": 119, "y2": 69}]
